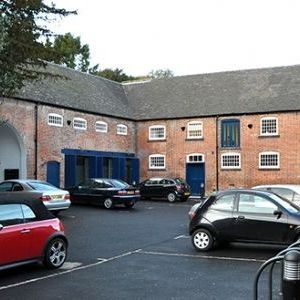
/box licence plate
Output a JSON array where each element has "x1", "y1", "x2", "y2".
[
  {"x1": 184, "y1": 192, "x2": 190, "y2": 196},
  {"x1": 51, "y1": 195, "x2": 63, "y2": 200},
  {"x1": 127, "y1": 191, "x2": 134, "y2": 195}
]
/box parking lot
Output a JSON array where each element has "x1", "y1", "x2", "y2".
[{"x1": 0, "y1": 199, "x2": 284, "y2": 299}]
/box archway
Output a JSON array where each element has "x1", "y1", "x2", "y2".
[{"x1": 0, "y1": 123, "x2": 26, "y2": 181}]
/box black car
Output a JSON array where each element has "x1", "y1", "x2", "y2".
[
  {"x1": 139, "y1": 177, "x2": 191, "y2": 202},
  {"x1": 189, "y1": 189, "x2": 300, "y2": 251},
  {"x1": 67, "y1": 178, "x2": 140, "y2": 209}
]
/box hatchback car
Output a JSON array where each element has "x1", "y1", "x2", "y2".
[
  {"x1": 139, "y1": 177, "x2": 191, "y2": 202},
  {"x1": 67, "y1": 178, "x2": 140, "y2": 209},
  {"x1": 0, "y1": 197, "x2": 68, "y2": 270},
  {"x1": 189, "y1": 189, "x2": 300, "y2": 251},
  {"x1": 0, "y1": 180, "x2": 71, "y2": 215},
  {"x1": 253, "y1": 184, "x2": 300, "y2": 206}
]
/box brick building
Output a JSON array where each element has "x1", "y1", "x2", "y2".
[{"x1": 1, "y1": 63, "x2": 300, "y2": 195}]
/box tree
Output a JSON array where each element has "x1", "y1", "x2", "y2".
[
  {"x1": 0, "y1": 0, "x2": 76, "y2": 96},
  {"x1": 89, "y1": 66, "x2": 137, "y2": 83},
  {"x1": 148, "y1": 69, "x2": 174, "y2": 79},
  {"x1": 46, "y1": 33, "x2": 90, "y2": 72}
]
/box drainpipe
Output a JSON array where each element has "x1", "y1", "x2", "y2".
[
  {"x1": 34, "y1": 103, "x2": 38, "y2": 179},
  {"x1": 215, "y1": 116, "x2": 219, "y2": 191}
]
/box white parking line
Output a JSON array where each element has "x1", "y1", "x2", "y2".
[
  {"x1": 0, "y1": 250, "x2": 141, "y2": 291},
  {"x1": 137, "y1": 250, "x2": 266, "y2": 263}
]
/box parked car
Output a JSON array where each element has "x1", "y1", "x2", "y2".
[
  {"x1": 139, "y1": 177, "x2": 191, "y2": 202},
  {"x1": 0, "y1": 197, "x2": 68, "y2": 271},
  {"x1": 67, "y1": 178, "x2": 140, "y2": 209},
  {"x1": 0, "y1": 180, "x2": 71, "y2": 215},
  {"x1": 189, "y1": 189, "x2": 300, "y2": 251},
  {"x1": 252, "y1": 184, "x2": 300, "y2": 206}
]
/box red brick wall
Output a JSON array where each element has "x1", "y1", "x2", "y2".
[
  {"x1": 1, "y1": 98, "x2": 136, "y2": 186},
  {"x1": 137, "y1": 112, "x2": 300, "y2": 193},
  {"x1": 2, "y1": 97, "x2": 300, "y2": 194}
]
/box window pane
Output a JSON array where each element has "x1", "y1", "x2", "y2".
[
  {"x1": 21, "y1": 205, "x2": 36, "y2": 221},
  {"x1": 221, "y1": 120, "x2": 240, "y2": 148},
  {"x1": 260, "y1": 153, "x2": 279, "y2": 168},
  {"x1": 222, "y1": 154, "x2": 240, "y2": 168},
  {"x1": 149, "y1": 156, "x2": 165, "y2": 168},
  {"x1": 150, "y1": 126, "x2": 165, "y2": 139},
  {"x1": 0, "y1": 204, "x2": 24, "y2": 226},
  {"x1": 261, "y1": 118, "x2": 277, "y2": 135},
  {"x1": 210, "y1": 194, "x2": 235, "y2": 211},
  {"x1": 188, "y1": 122, "x2": 203, "y2": 138},
  {"x1": 0, "y1": 182, "x2": 13, "y2": 191},
  {"x1": 239, "y1": 194, "x2": 277, "y2": 214}
]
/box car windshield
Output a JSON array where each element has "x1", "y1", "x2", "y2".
[
  {"x1": 174, "y1": 178, "x2": 186, "y2": 184},
  {"x1": 27, "y1": 181, "x2": 59, "y2": 191},
  {"x1": 268, "y1": 192, "x2": 300, "y2": 213}
]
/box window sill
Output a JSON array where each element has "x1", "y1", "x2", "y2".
[
  {"x1": 258, "y1": 134, "x2": 280, "y2": 138},
  {"x1": 186, "y1": 138, "x2": 204, "y2": 141},
  {"x1": 148, "y1": 168, "x2": 166, "y2": 171},
  {"x1": 258, "y1": 168, "x2": 280, "y2": 170},
  {"x1": 148, "y1": 139, "x2": 166, "y2": 142}
]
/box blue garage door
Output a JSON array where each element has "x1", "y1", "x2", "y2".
[
  {"x1": 186, "y1": 163, "x2": 205, "y2": 195},
  {"x1": 47, "y1": 161, "x2": 60, "y2": 188}
]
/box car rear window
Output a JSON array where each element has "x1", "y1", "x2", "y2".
[
  {"x1": 27, "y1": 181, "x2": 58, "y2": 191},
  {"x1": 108, "y1": 179, "x2": 129, "y2": 189}
]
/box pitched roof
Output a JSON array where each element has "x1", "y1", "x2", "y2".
[
  {"x1": 17, "y1": 63, "x2": 133, "y2": 119},
  {"x1": 124, "y1": 65, "x2": 300, "y2": 120},
  {"x1": 16, "y1": 63, "x2": 300, "y2": 120}
]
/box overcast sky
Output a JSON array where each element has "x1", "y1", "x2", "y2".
[{"x1": 47, "y1": 0, "x2": 300, "y2": 77}]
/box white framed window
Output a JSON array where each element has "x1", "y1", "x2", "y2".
[
  {"x1": 149, "y1": 154, "x2": 165, "y2": 169},
  {"x1": 259, "y1": 151, "x2": 280, "y2": 169},
  {"x1": 117, "y1": 124, "x2": 128, "y2": 135},
  {"x1": 48, "y1": 113, "x2": 63, "y2": 127},
  {"x1": 73, "y1": 117, "x2": 87, "y2": 130},
  {"x1": 186, "y1": 153, "x2": 205, "y2": 163},
  {"x1": 221, "y1": 153, "x2": 241, "y2": 169},
  {"x1": 260, "y1": 117, "x2": 278, "y2": 136},
  {"x1": 187, "y1": 121, "x2": 203, "y2": 139},
  {"x1": 95, "y1": 121, "x2": 108, "y2": 133},
  {"x1": 149, "y1": 125, "x2": 166, "y2": 140}
]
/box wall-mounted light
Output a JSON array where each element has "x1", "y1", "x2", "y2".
[
  {"x1": 181, "y1": 126, "x2": 185, "y2": 131},
  {"x1": 67, "y1": 120, "x2": 72, "y2": 126},
  {"x1": 248, "y1": 124, "x2": 253, "y2": 129}
]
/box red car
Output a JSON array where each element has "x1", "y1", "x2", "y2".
[{"x1": 0, "y1": 196, "x2": 68, "y2": 270}]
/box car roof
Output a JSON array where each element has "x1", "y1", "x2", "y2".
[
  {"x1": 253, "y1": 184, "x2": 300, "y2": 193},
  {"x1": 216, "y1": 188, "x2": 276, "y2": 197},
  {"x1": 0, "y1": 196, "x2": 55, "y2": 220},
  {"x1": 1, "y1": 179, "x2": 47, "y2": 184}
]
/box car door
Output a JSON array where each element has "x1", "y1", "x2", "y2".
[
  {"x1": 0, "y1": 204, "x2": 29, "y2": 265},
  {"x1": 89, "y1": 180, "x2": 107, "y2": 205},
  {"x1": 141, "y1": 180, "x2": 157, "y2": 198},
  {"x1": 232, "y1": 192, "x2": 289, "y2": 243},
  {"x1": 71, "y1": 181, "x2": 91, "y2": 204},
  {"x1": 203, "y1": 193, "x2": 236, "y2": 240}
]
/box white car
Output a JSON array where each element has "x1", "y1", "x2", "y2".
[
  {"x1": 0, "y1": 179, "x2": 71, "y2": 215},
  {"x1": 252, "y1": 184, "x2": 300, "y2": 206}
]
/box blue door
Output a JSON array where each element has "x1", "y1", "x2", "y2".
[
  {"x1": 47, "y1": 161, "x2": 60, "y2": 188},
  {"x1": 186, "y1": 163, "x2": 205, "y2": 195}
]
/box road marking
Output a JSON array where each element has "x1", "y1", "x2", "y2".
[
  {"x1": 137, "y1": 250, "x2": 266, "y2": 263},
  {"x1": 0, "y1": 249, "x2": 141, "y2": 291},
  {"x1": 59, "y1": 262, "x2": 82, "y2": 270},
  {"x1": 174, "y1": 235, "x2": 189, "y2": 239}
]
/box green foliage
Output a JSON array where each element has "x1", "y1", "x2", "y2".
[
  {"x1": 89, "y1": 66, "x2": 137, "y2": 83},
  {"x1": 148, "y1": 69, "x2": 174, "y2": 79},
  {"x1": 0, "y1": 0, "x2": 76, "y2": 96},
  {"x1": 46, "y1": 33, "x2": 90, "y2": 72}
]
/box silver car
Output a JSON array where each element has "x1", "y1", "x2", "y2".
[
  {"x1": 0, "y1": 179, "x2": 71, "y2": 214},
  {"x1": 252, "y1": 184, "x2": 300, "y2": 207}
]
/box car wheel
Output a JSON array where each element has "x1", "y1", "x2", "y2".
[
  {"x1": 43, "y1": 238, "x2": 67, "y2": 269},
  {"x1": 104, "y1": 198, "x2": 114, "y2": 209},
  {"x1": 167, "y1": 192, "x2": 176, "y2": 202},
  {"x1": 124, "y1": 202, "x2": 135, "y2": 208},
  {"x1": 192, "y1": 228, "x2": 214, "y2": 251}
]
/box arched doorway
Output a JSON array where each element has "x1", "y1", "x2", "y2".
[{"x1": 0, "y1": 123, "x2": 26, "y2": 181}]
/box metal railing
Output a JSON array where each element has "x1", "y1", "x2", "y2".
[{"x1": 254, "y1": 240, "x2": 300, "y2": 300}]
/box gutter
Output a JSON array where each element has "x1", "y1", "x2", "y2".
[
  {"x1": 34, "y1": 103, "x2": 39, "y2": 179},
  {"x1": 215, "y1": 116, "x2": 219, "y2": 191}
]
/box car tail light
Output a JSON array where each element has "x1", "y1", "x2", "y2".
[
  {"x1": 40, "y1": 195, "x2": 51, "y2": 202},
  {"x1": 118, "y1": 190, "x2": 127, "y2": 195},
  {"x1": 64, "y1": 194, "x2": 70, "y2": 200}
]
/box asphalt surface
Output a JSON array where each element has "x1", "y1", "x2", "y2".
[{"x1": 0, "y1": 199, "x2": 285, "y2": 300}]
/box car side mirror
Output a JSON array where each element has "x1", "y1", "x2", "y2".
[
  {"x1": 273, "y1": 209, "x2": 282, "y2": 219},
  {"x1": 0, "y1": 224, "x2": 3, "y2": 231}
]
